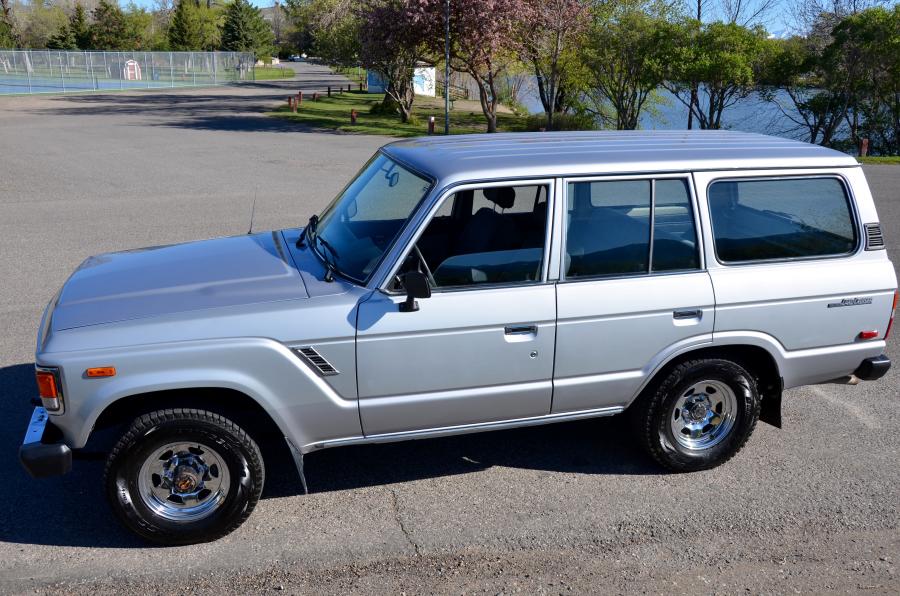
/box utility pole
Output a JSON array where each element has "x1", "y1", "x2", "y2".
[{"x1": 444, "y1": 0, "x2": 450, "y2": 135}]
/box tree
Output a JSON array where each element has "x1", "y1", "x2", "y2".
[
  {"x1": 221, "y1": 0, "x2": 274, "y2": 57},
  {"x1": 663, "y1": 20, "x2": 772, "y2": 129},
  {"x1": 762, "y1": 36, "x2": 852, "y2": 146},
  {"x1": 70, "y1": 3, "x2": 92, "y2": 50},
  {"x1": 518, "y1": 0, "x2": 591, "y2": 129},
  {"x1": 0, "y1": 0, "x2": 16, "y2": 48},
  {"x1": 168, "y1": 0, "x2": 203, "y2": 49},
  {"x1": 410, "y1": 0, "x2": 525, "y2": 133},
  {"x1": 584, "y1": 11, "x2": 670, "y2": 129},
  {"x1": 359, "y1": 0, "x2": 427, "y2": 123},
  {"x1": 90, "y1": 0, "x2": 132, "y2": 50},
  {"x1": 122, "y1": 3, "x2": 156, "y2": 50},
  {"x1": 830, "y1": 5, "x2": 900, "y2": 153},
  {"x1": 283, "y1": 0, "x2": 359, "y2": 65},
  {"x1": 15, "y1": 0, "x2": 68, "y2": 49},
  {"x1": 47, "y1": 21, "x2": 77, "y2": 50}
]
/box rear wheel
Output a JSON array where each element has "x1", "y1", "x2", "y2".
[
  {"x1": 104, "y1": 408, "x2": 264, "y2": 545},
  {"x1": 636, "y1": 358, "x2": 760, "y2": 472}
]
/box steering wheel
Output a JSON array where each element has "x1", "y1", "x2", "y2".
[{"x1": 413, "y1": 244, "x2": 437, "y2": 288}]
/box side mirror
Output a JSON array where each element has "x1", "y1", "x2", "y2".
[{"x1": 399, "y1": 270, "x2": 431, "y2": 312}]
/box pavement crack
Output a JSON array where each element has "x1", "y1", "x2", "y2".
[{"x1": 388, "y1": 487, "x2": 421, "y2": 557}]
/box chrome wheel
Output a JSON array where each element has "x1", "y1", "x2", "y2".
[
  {"x1": 137, "y1": 442, "x2": 231, "y2": 522},
  {"x1": 669, "y1": 380, "x2": 737, "y2": 450}
]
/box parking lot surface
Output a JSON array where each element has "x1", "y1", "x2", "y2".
[{"x1": 1, "y1": 63, "x2": 898, "y2": 594}]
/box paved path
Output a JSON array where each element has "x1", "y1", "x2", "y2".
[{"x1": 1, "y1": 64, "x2": 899, "y2": 594}]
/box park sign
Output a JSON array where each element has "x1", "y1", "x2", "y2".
[{"x1": 366, "y1": 65, "x2": 435, "y2": 97}]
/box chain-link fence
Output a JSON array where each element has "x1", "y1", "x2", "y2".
[{"x1": 0, "y1": 50, "x2": 256, "y2": 95}]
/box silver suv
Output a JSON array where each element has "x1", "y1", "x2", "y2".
[{"x1": 19, "y1": 131, "x2": 897, "y2": 545}]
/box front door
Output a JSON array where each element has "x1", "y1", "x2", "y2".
[{"x1": 356, "y1": 181, "x2": 557, "y2": 436}]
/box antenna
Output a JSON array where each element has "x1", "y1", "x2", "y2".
[{"x1": 247, "y1": 188, "x2": 258, "y2": 235}]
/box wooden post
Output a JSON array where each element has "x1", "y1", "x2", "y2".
[
  {"x1": 297, "y1": 91, "x2": 303, "y2": 106},
  {"x1": 347, "y1": 84, "x2": 351, "y2": 93},
  {"x1": 860, "y1": 138, "x2": 870, "y2": 157},
  {"x1": 359, "y1": 82, "x2": 363, "y2": 92},
  {"x1": 350, "y1": 109, "x2": 358, "y2": 124},
  {"x1": 428, "y1": 116, "x2": 435, "y2": 135}
]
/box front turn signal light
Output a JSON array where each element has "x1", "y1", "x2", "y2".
[{"x1": 35, "y1": 368, "x2": 62, "y2": 411}]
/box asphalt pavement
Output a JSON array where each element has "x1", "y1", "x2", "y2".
[{"x1": 0, "y1": 63, "x2": 898, "y2": 594}]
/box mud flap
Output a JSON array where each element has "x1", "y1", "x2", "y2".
[
  {"x1": 759, "y1": 390, "x2": 782, "y2": 428},
  {"x1": 284, "y1": 436, "x2": 309, "y2": 494}
]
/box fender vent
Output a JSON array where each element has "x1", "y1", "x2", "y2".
[
  {"x1": 865, "y1": 223, "x2": 885, "y2": 250},
  {"x1": 294, "y1": 347, "x2": 339, "y2": 376}
]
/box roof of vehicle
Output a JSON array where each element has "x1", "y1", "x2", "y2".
[{"x1": 381, "y1": 130, "x2": 858, "y2": 184}]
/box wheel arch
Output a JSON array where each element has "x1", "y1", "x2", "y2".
[
  {"x1": 88, "y1": 386, "x2": 291, "y2": 455},
  {"x1": 633, "y1": 343, "x2": 783, "y2": 428}
]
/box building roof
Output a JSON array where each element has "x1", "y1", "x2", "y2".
[{"x1": 381, "y1": 130, "x2": 858, "y2": 184}]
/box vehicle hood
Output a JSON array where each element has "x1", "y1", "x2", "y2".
[{"x1": 51, "y1": 232, "x2": 308, "y2": 331}]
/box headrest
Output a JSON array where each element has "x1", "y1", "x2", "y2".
[{"x1": 483, "y1": 187, "x2": 516, "y2": 210}]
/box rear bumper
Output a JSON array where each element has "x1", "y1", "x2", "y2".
[
  {"x1": 19, "y1": 407, "x2": 72, "y2": 478},
  {"x1": 854, "y1": 354, "x2": 891, "y2": 381}
]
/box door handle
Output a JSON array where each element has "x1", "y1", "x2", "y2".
[
  {"x1": 673, "y1": 309, "x2": 702, "y2": 320},
  {"x1": 505, "y1": 324, "x2": 538, "y2": 335}
]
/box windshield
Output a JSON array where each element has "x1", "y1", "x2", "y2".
[{"x1": 313, "y1": 153, "x2": 432, "y2": 283}]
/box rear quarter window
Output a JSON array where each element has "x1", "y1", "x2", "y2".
[{"x1": 708, "y1": 177, "x2": 857, "y2": 263}]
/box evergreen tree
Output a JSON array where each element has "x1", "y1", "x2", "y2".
[
  {"x1": 47, "y1": 3, "x2": 91, "y2": 50},
  {"x1": 221, "y1": 0, "x2": 273, "y2": 57},
  {"x1": 89, "y1": 0, "x2": 131, "y2": 50},
  {"x1": 169, "y1": 0, "x2": 202, "y2": 50},
  {"x1": 47, "y1": 22, "x2": 77, "y2": 49},
  {"x1": 71, "y1": 3, "x2": 91, "y2": 50}
]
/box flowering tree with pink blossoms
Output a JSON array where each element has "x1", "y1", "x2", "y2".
[{"x1": 408, "y1": 0, "x2": 525, "y2": 132}]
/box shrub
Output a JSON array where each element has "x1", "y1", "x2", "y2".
[{"x1": 525, "y1": 112, "x2": 598, "y2": 131}]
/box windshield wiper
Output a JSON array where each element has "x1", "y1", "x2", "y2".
[
  {"x1": 315, "y1": 234, "x2": 340, "y2": 283},
  {"x1": 296, "y1": 214, "x2": 319, "y2": 248}
]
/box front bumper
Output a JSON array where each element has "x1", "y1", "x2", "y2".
[
  {"x1": 854, "y1": 354, "x2": 891, "y2": 381},
  {"x1": 19, "y1": 407, "x2": 72, "y2": 478}
]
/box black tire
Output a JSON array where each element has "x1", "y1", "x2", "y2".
[
  {"x1": 104, "y1": 408, "x2": 264, "y2": 545},
  {"x1": 636, "y1": 358, "x2": 760, "y2": 472}
]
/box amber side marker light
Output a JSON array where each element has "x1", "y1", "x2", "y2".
[{"x1": 85, "y1": 367, "x2": 116, "y2": 378}]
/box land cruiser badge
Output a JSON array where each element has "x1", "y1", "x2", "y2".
[{"x1": 828, "y1": 297, "x2": 873, "y2": 308}]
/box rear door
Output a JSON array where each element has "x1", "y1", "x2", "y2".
[{"x1": 552, "y1": 174, "x2": 716, "y2": 413}]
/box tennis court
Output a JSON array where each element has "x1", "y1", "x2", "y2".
[{"x1": 0, "y1": 50, "x2": 255, "y2": 95}]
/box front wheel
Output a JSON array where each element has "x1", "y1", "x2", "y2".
[
  {"x1": 636, "y1": 358, "x2": 760, "y2": 472},
  {"x1": 104, "y1": 408, "x2": 264, "y2": 545}
]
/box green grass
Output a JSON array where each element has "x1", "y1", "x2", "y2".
[
  {"x1": 333, "y1": 65, "x2": 367, "y2": 83},
  {"x1": 858, "y1": 155, "x2": 900, "y2": 165},
  {"x1": 268, "y1": 91, "x2": 527, "y2": 137},
  {"x1": 254, "y1": 67, "x2": 295, "y2": 80}
]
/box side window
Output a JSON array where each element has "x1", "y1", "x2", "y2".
[
  {"x1": 708, "y1": 177, "x2": 856, "y2": 263},
  {"x1": 653, "y1": 179, "x2": 700, "y2": 272},
  {"x1": 565, "y1": 178, "x2": 700, "y2": 278},
  {"x1": 408, "y1": 184, "x2": 550, "y2": 288},
  {"x1": 566, "y1": 180, "x2": 650, "y2": 277}
]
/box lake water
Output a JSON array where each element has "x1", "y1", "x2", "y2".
[{"x1": 517, "y1": 80, "x2": 803, "y2": 139}]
